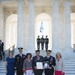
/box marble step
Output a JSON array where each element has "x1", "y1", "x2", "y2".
[
  {"x1": 65, "y1": 62, "x2": 75, "y2": 64},
  {"x1": 65, "y1": 66, "x2": 75, "y2": 68},
  {"x1": 65, "y1": 74, "x2": 75, "y2": 75},
  {"x1": 65, "y1": 63, "x2": 75, "y2": 65},
  {"x1": 0, "y1": 68, "x2": 6, "y2": 73},
  {"x1": 64, "y1": 60, "x2": 75, "y2": 75},
  {"x1": 65, "y1": 62, "x2": 75, "y2": 63},
  {"x1": 0, "y1": 60, "x2": 75, "y2": 75},
  {"x1": 65, "y1": 68, "x2": 75, "y2": 70},
  {"x1": 0, "y1": 73, "x2": 5, "y2": 75},
  {"x1": 65, "y1": 64, "x2": 75, "y2": 66}
]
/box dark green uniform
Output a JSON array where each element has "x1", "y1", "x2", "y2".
[
  {"x1": 45, "y1": 37, "x2": 49, "y2": 51},
  {"x1": 44, "y1": 56, "x2": 56, "y2": 75},
  {"x1": 41, "y1": 37, "x2": 45, "y2": 50},
  {"x1": 14, "y1": 54, "x2": 26, "y2": 75},
  {"x1": 37, "y1": 37, "x2": 41, "y2": 50},
  {"x1": 0, "y1": 42, "x2": 4, "y2": 60}
]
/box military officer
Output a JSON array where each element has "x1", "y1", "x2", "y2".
[
  {"x1": 41, "y1": 35, "x2": 45, "y2": 50},
  {"x1": 45, "y1": 36, "x2": 49, "y2": 51},
  {"x1": 44, "y1": 50, "x2": 56, "y2": 75},
  {"x1": 14, "y1": 47, "x2": 26, "y2": 75},
  {"x1": 37, "y1": 36, "x2": 41, "y2": 50},
  {"x1": 32, "y1": 50, "x2": 43, "y2": 75}
]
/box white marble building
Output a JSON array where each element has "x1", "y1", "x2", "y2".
[{"x1": 0, "y1": 0, "x2": 75, "y2": 57}]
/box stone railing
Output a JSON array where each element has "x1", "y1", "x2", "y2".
[
  {"x1": 73, "y1": 44, "x2": 75, "y2": 52},
  {"x1": 5, "y1": 45, "x2": 15, "y2": 58}
]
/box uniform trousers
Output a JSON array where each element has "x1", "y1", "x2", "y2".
[
  {"x1": 16, "y1": 67, "x2": 23, "y2": 75},
  {"x1": 45, "y1": 68, "x2": 54, "y2": 75},
  {"x1": 34, "y1": 69, "x2": 43, "y2": 75}
]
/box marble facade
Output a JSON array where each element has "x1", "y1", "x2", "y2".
[{"x1": 0, "y1": 0, "x2": 75, "y2": 56}]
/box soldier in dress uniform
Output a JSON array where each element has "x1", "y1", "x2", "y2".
[
  {"x1": 44, "y1": 50, "x2": 56, "y2": 75},
  {"x1": 45, "y1": 36, "x2": 49, "y2": 51},
  {"x1": 41, "y1": 35, "x2": 45, "y2": 50},
  {"x1": 0, "y1": 40, "x2": 4, "y2": 60},
  {"x1": 37, "y1": 36, "x2": 41, "y2": 50},
  {"x1": 32, "y1": 50, "x2": 43, "y2": 75},
  {"x1": 14, "y1": 47, "x2": 26, "y2": 75}
]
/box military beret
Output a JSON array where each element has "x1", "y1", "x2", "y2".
[
  {"x1": 46, "y1": 50, "x2": 52, "y2": 53},
  {"x1": 35, "y1": 50, "x2": 40, "y2": 53}
]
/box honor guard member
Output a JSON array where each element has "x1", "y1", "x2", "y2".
[
  {"x1": 32, "y1": 50, "x2": 43, "y2": 75},
  {"x1": 14, "y1": 47, "x2": 26, "y2": 75},
  {"x1": 37, "y1": 36, "x2": 41, "y2": 50},
  {"x1": 44, "y1": 50, "x2": 56, "y2": 75},
  {"x1": 0, "y1": 40, "x2": 4, "y2": 60},
  {"x1": 41, "y1": 35, "x2": 45, "y2": 50},
  {"x1": 45, "y1": 36, "x2": 49, "y2": 51}
]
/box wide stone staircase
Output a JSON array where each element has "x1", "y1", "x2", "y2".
[
  {"x1": 0, "y1": 58, "x2": 75, "y2": 75},
  {"x1": 0, "y1": 61, "x2": 6, "y2": 75},
  {"x1": 64, "y1": 59, "x2": 75, "y2": 75},
  {"x1": 0, "y1": 49, "x2": 75, "y2": 75}
]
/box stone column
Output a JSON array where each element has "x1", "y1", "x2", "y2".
[
  {"x1": 52, "y1": 0, "x2": 60, "y2": 53},
  {"x1": 16, "y1": 0, "x2": 24, "y2": 53},
  {"x1": 64, "y1": 0, "x2": 72, "y2": 53},
  {"x1": 0, "y1": 4, "x2": 3, "y2": 41},
  {"x1": 59, "y1": 1, "x2": 65, "y2": 51},
  {"x1": 28, "y1": 0, "x2": 35, "y2": 53}
]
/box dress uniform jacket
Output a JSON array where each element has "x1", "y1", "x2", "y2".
[
  {"x1": 0, "y1": 42, "x2": 4, "y2": 52},
  {"x1": 0, "y1": 42, "x2": 4, "y2": 60},
  {"x1": 44, "y1": 56, "x2": 56, "y2": 75},
  {"x1": 37, "y1": 38, "x2": 41, "y2": 44},
  {"x1": 45, "y1": 38, "x2": 49, "y2": 50},
  {"x1": 14, "y1": 54, "x2": 26, "y2": 75},
  {"x1": 37, "y1": 38, "x2": 41, "y2": 50},
  {"x1": 41, "y1": 37, "x2": 45, "y2": 50},
  {"x1": 32, "y1": 55, "x2": 43, "y2": 75}
]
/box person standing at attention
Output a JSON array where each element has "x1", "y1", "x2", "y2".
[
  {"x1": 44, "y1": 50, "x2": 56, "y2": 75},
  {"x1": 14, "y1": 47, "x2": 26, "y2": 75}
]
